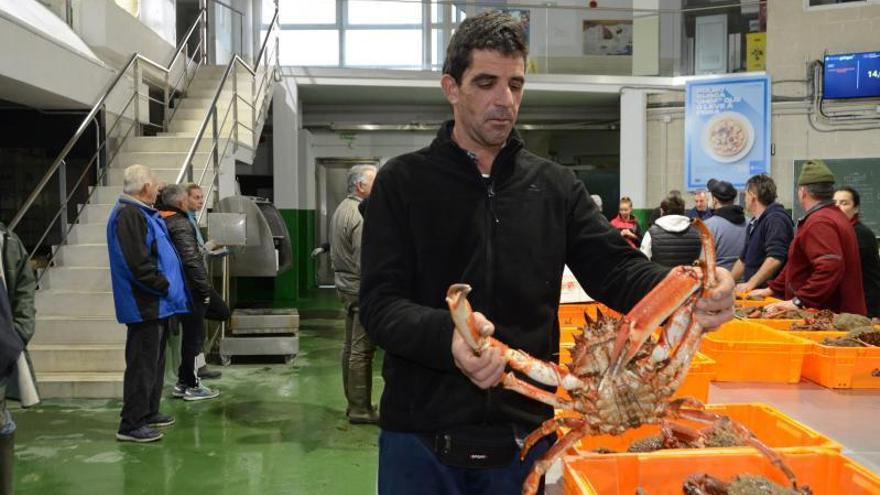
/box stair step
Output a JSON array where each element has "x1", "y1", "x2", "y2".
[
  {"x1": 79, "y1": 203, "x2": 114, "y2": 224},
  {"x1": 36, "y1": 371, "x2": 123, "y2": 399},
  {"x1": 185, "y1": 88, "x2": 235, "y2": 99},
  {"x1": 35, "y1": 290, "x2": 114, "y2": 316},
  {"x1": 68, "y1": 222, "x2": 109, "y2": 244},
  {"x1": 56, "y1": 244, "x2": 108, "y2": 268},
  {"x1": 32, "y1": 316, "x2": 125, "y2": 345},
  {"x1": 42, "y1": 266, "x2": 111, "y2": 291},
  {"x1": 30, "y1": 344, "x2": 125, "y2": 373},
  {"x1": 111, "y1": 151, "x2": 211, "y2": 169},
  {"x1": 124, "y1": 136, "x2": 213, "y2": 153},
  {"x1": 188, "y1": 79, "x2": 253, "y2": 92},
  {"x1": 176, "y1": 96, "x2": 234, "y2": 111},
  {"x1": 89, "y1": 185, "x2": 123, "y2": 205},
  {"x1": 107, "y1": 166, "x2": 208, "y2": 185},
  {"x1": 172, "y1": 105, "x2": 253, "y2": 121}
]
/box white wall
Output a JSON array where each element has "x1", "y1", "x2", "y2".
[
  {"x1": 0, "y1": 1, "x2": 113, "y2": 108},
  {"x1": 74, "y1": 0, "x2": 175, "y2": 68}
]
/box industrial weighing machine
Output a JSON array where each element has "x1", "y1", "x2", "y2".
[{"x1": 212, "y1": 195, "x2": 299, "y2": 365}]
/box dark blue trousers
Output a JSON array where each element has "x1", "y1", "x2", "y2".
[{"x1": 378, "y1": 429, "x2": 552, "y2": 495}]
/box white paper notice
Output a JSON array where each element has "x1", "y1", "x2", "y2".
[{"x1": 560, "y1": 265, "x2": 592, "y2": 304}]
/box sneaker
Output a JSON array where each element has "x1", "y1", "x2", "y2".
[
  {"x1": 116, "y1": 425, "x2": 163, "y2": 443},
  {"x1": 183, "y1": 384, "x2": 220, "y2": 402},
  {"x1": 197, "y1": 366, "x2": 222, "y2": 380},
  {"x1": 172, "y1": 383, "x2": 187, "y2": 399},
  {"x1": 146, "y1": 414, "x2": 175, "y2": 427}
]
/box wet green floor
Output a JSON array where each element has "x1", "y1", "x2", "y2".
[{"x1": 12, "y1": 318, "x2": 382, "y2": 495}]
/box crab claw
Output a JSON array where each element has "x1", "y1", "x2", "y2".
[
  {"x1": 604, "y1": 266, "x2": 703, "y2": 381},
  {"x1": 605, "y1": 219, "x2": 716, "y2": 380},
  {"x1": 446, "y1": 283, "x2": 486, "y2": 355}
]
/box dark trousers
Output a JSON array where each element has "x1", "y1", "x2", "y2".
[
  {"x1": 120, "y1": 319, "x2": 169, "y2": 433},
  {"x1": 177, "y1": 311, "x2": 204, "y2": 388},
  {"x1": 378, "y1": 429, "x2": 551, "y2": 495}
]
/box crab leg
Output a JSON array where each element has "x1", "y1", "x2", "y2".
[
  {"x1": 520, "y1": 416, "x2": 585, "y2": 460},
  {"x1": 606, "y1": 218, "x2": 716, "y2": 380},
  {"x1": 499, "y1": 372, "x2": 585, "y2": 412},
  {"x1": 447, "y1": 284, "x2": 587, "y2": 390},
  {"x1": 669, "y1": 404, "x2": 801, "y2": 489},
  {"x1": 521, "y1": 425, "x2": 592, "y2": 495}
]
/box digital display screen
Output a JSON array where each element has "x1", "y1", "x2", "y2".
[{"x1": 823, "y1": 51, "x2": 880, "y2": 99}]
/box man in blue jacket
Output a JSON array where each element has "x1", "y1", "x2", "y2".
[
  {"x1": 107, "y1": 164, "x2": 189, "y2": 443},
  {"x1": 731, "y1": 174, "x2": 794, "y2": 293}
]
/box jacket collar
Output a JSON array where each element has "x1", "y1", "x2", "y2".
[
  {"x1": 432, "y1": 120, "x2": 525, "y2": 183},
  {"x1": 160, "y1": 205, "x2": 188, "y2": 216},
  {"x1": 713, "y1": 204, "x2": 745, "y2": 225},
  {"x1": 119, "y1": 194, "x2": 157, "y2": 213},
  {"x1": 797, "y1": 200, "x2": 835, "y2": 226}
]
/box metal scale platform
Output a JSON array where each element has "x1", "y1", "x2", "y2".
[{"x1": 212, "y1": 196, "x2": 299, "y2": 365}]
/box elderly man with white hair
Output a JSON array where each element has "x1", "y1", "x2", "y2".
[
  {"x1": 331, "y1": 163, "x2": 378, "y2": 424},
  {"x1": 107, "y1": 164, "x2": 189, "y2": 443}
]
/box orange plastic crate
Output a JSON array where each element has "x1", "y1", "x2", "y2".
[
  {"x1": 791, "y1": 331, "x2": 880, "y2": 389},
  {"x1": 744, "y1": 318, "x2": 804, "y2": 331},
  {"x1": 734, "y1": 296, "x2": 781, "y2": 308},
  {"x1": 563, "y1": 449, "x2": 880, "y2": 495},
  {"x1": 558, "y1": 303, "x2": 620, "y2": 327},
  {"x1": 572, "y1": 402, "x2": 841, "y2": 455},
  {"x1": 671, "y1": 352, "x2": 716, "y2": 403},
  {"x1": 699, "y1": 321, "x2": 812, "y2": 383},
  {"x1": 555, "y1": 349, "x2": 716, "y2": 403}
]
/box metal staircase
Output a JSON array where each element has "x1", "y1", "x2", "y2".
[{"x1": 8, "y1": 7, "x2": 280, "y2": 398}]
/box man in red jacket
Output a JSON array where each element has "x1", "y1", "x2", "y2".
[{"x1": 752, "y1": 160, "x2": 866, "y2": 315}]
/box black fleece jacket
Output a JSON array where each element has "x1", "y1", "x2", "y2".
[{"x1": 359, "y1": 122, "x2": 670, "y2": 433}]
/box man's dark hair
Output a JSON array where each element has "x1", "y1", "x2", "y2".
[
  {"x1": 746, "y1": 174, "x2": 777, "y2": 206},
  {"x1": 804, "y1": 182, "x2": 835, "y2": 201},
  {"x1": 442, "y1": 11, "x2": 528, "y2": 84},
  {"x1": 660, "y1": 195, "x2": 685, "y2": 216},
  {"x1": 836, "y1": 186, "x2": 861, "y2": 208}
]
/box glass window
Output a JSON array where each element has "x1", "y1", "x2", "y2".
[
  {"x1": 808, "y1": 0, "x2": 864, "y2": 4},
  {"x1": 345, "y1": 30, "x2": 422, "y2": 67},
  {"x1": 278, "y1": 30, "x2": 339, "y2": 66},
  {"x1": 347, "y1": 1, "x2": 422, "y2": 25},
  {"x1": 432, "y1": 29, "x2": 444, "y2": 67},
  {"x1": 279, "y1": 0, "x2": 336, "y2": 24},
  {"x1": 432, "y1": 2, "x2": 443, "y2": 23}
]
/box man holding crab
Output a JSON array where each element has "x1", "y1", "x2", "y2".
[{"x1": 360, "y1": 11, "x2": 736, "y2": 495}]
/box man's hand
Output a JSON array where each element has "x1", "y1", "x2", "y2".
[
  {"x1": 694, "y1": 267, "x2": 735, "y2": 331},
  {"x1": 747, "y1": 287, "x2": 774, "y2": 299},
  {"x1": 764, "y1": 299, "x2": 797, "y2": 316},
  {"x1": 451, "y1": 311, "x2": 505, "y2": 389},
  {"x1": 621, "y1": 229, "x2": 637, "y2": 240},
  {"x1": 734, "y1": 282, "x2": 753, "y2": 296}
]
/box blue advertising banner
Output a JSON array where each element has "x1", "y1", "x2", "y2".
[{"x1": 685, "y1": 75, "x2": 771, "y2": 190}]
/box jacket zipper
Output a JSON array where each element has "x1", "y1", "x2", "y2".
[{"x1": 483, "y1": 177, "x2": 503, "y2": 424}]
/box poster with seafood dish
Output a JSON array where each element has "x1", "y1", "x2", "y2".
[{"x1": 684, "y1": 75, "x2": 771, "y2": 190}]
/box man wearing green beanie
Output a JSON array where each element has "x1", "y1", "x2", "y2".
[{"x1": 751, "y1": 160, "x2": 866, "y2": 314}]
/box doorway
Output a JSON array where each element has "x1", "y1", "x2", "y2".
[{"x1": 315, "y1": 157, "x2": 380, "y2": 287}]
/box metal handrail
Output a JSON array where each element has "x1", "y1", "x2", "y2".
[
  {"x1": 8, "y1": 8, "x2": 207, "y2": 234},
  {"x1": 175, "y1": 7, "x2": 280, "y2": 192}
]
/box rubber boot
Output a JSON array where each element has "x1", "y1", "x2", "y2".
[
  {"x1": 347, "y1": 367, "x2": 378, "y2": 425},
  {"x1": 0, "y1": 429, "x2": 13, "y2": 495}
]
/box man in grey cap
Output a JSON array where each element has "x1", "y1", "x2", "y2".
[
  {"x1": 752, "y1": 160, "x2": 866, "y2": 315},
  {"x1": 703, "y1": 179, "x2": 746, "y2": 271}
]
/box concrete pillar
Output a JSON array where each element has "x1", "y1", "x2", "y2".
[
  {"x1": 632, "y1": 0, "x2": 660, "y2": 76},
  {"x1": 273, "y1": 79, "x2": 299, "y2": 209},
  {"x1": 620, "y1": 89, "x2": 648, "y2": 209}
]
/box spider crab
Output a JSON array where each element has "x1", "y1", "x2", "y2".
[{"x1": 446, "y1": 219, "x2": 800, "y2": 495}]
